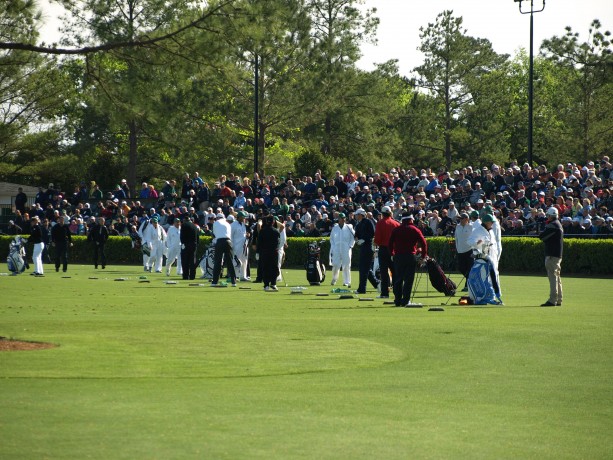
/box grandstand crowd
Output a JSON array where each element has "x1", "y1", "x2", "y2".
[{"x1": 5, "y1": 157, "x2": 613, "y2": 239}]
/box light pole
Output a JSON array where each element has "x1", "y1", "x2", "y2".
[
  {"x1": 515, "y1": 0, "x2": 545, "y2": 166},
  {"x1": 254, "y1": 53, "x2": 259, "y2": 174}
]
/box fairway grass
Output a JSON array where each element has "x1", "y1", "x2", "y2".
[{"x1": 1, "y1": 266, "x2": 612, "y2": 459}]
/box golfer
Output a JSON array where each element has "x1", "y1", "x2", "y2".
[
  {"x1": 374, "y1": 206, "x2": 400, "y2": 298},
  {"x1": 539, "y1": 207, "x2": 564, "y2": 307},
  {"x1": 211, "y1": 213, "x2": 237, "y2": 287},
  {"x1": 329, "y1": 212, "x2": 355, "y2": 287},
  {"x1": 388, "y1": 213, "x2": 428, "y2": 307},
  {"x1": 29, "y1": 216, "x2": 45, "y2": 276}
]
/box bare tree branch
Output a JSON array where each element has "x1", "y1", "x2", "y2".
[{"x1": 0, "y1": 0, "x2": 238, "y2": 55}]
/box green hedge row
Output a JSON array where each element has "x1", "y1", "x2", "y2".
[{"x1": 1, "y1": 235, "x2": 611, "y2": 275}]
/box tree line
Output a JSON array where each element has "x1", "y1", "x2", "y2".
[{"x1": 0, "y1": 0, "x2": 611, "y2": 195}]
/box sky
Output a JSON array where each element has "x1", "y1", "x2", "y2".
[
  {"x1": 357, "y1": 0, "x2": 613, "y2": 76},
  {"x1": 37, "y1": 0, "x2": 612, "y2": 77}
]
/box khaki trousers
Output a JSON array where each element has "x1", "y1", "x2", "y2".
[{"x1": 545, "y1": 256, "x2": 563, "y2": 304}]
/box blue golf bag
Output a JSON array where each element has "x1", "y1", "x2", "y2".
[{"x1": 467, "y1": 257, "x2": 502, "y2": 305}]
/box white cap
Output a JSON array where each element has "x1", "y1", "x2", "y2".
[
  {"x1": 381, "y1": 206, "x2": 392, "y2": 214},
  {"x1": 216, "y1": 213, "x2": 225, "y2": 219},
  {"x1": 355, "y1": 208, "x2": 366, "y2": 216},
  {"x1": 226, "y1": 214, "x2": 235, "y2": 222},
  {"x1": 546, "y1": 207, "x2": 559, "y2": 218}
]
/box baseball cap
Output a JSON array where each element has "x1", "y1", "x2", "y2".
[{"x1": 216, "y1": 213, "x2": 225, "y2": 219}]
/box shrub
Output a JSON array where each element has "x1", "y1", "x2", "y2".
[{"x1": 1, "y1": 235, "x2": 610, "y2": 275}]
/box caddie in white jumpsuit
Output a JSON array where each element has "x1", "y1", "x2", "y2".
[
  {"x1": 329, "y1": 212, "x2": 355, "y2": 287},
  {"x1": 138, "y1": 218, "x2": 151, "y2": 271},
  {"x1": 165, "y1": 218, "x2": 183, "y2": 276},
  {"x1": 231, "y1": 211, "x2": 250, "y2": 281},
  {"x1": 142, "y1": 217, "x2": 167, "y2": 273}
]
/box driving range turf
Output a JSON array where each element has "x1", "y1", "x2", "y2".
[{"x1": 1, "y1": 266, "x2": 611, "y2": 459}]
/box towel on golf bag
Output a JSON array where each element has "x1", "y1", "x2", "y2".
[
  {"x1": 426, "y1": 257, "x2": 456, "y2": 296},
  {"x1": 467, "y1": 258, "x2": 502, "y2": 305}
]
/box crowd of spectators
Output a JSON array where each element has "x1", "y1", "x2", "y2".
[{"x1": 5, "y1": 156, "x2": 613, "y2": 240}]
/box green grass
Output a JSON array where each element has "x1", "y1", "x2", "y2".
[{"x1": 1, "y1": 265, "x2": 612, "y2": 459}]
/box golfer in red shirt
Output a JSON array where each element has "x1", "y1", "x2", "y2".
[
  {"x1": 374, "y1": 206, "x2": 400, "y2": 298},
  {"x1": 388, "y1": 213, "x2": 428, "y2": 307}
]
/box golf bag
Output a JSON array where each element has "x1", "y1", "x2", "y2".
[
  {"x1": 198, "y1": 244, "x2": 241, "y2": 279},
  {"x1": 426, "y1": 257, "x2": 457, "y2": 296},
  {"x1": 467, "y1": 257, "x2": 502, "y2": 305},
  {"x1": 199, "y1": 245, "x2": 216, "y2": 279},
  {"x1": 305, "y1": 240, "x2": 326, "y2": 285},
  {"x1": 7, "y1": 236, "x2": 28, "y2": 275}
]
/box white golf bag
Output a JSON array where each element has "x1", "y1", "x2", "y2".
[
  {"x1": 198, "y1": 244, "x2": 241, "y2": 279},
  {"x1": 7, "y1": 236, "x2": 28, "y2": 275}
]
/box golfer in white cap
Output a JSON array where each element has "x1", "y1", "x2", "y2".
[{"x1": 211, "y1": 213, "x2": 237, "y2": 286}]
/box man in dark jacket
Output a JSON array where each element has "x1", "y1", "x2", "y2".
[
  {"x1": 180, "y1": 216, "x2": 199, "y2": 280},
  {"x1": 257, "y1": 215, "x2": 281, "y2": 291},
  {"x1": 51, "y1": 216, "x2": 73, "y2": 272},
  {"x1": 539, "y1": 207, "x2": 564, "y2": 307},
  {"x1": 353, "y1": 208, "x2": 378, "y2": 294},
  {"x1": 89, "y1": 217, "x2": 109, "y2": 269}
]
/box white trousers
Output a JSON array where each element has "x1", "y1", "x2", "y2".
[
  {"x1": 331, "y1": 264, "x2": 351, "y2": 286},
  {"x1": 150, "y1": 242, "x2": 165, "y2": 272},
  {"x1": 33, "y1": 242, "x2": 45, "y2": 274},
  {"x1": 166, "y1": 245, "x2": 183, "y2": 275},
  {"x1": 233, "y1": 244, "x2": 248, "y2": 279},
  {"x1": 277, "y1": 248, "x2": 285, "y2": 281}
]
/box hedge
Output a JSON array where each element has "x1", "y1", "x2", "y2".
[{"x1": 1, "y1": 235, "x2": 611, "y2": 275}]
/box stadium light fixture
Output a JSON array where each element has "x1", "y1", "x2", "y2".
[{"x1": 514, "y1": 0, "x2": 546, "y2": 167}]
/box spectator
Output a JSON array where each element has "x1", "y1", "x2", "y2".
[
  {"x1": 14, "y1": 187, "x2": 28, "y2": 214},
  {"x1": 539, "y1": 207, "x2": 563, "y2": 307},
  {"x1": 6, "y1": 220, "x2": 22, "y2": 235}
]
